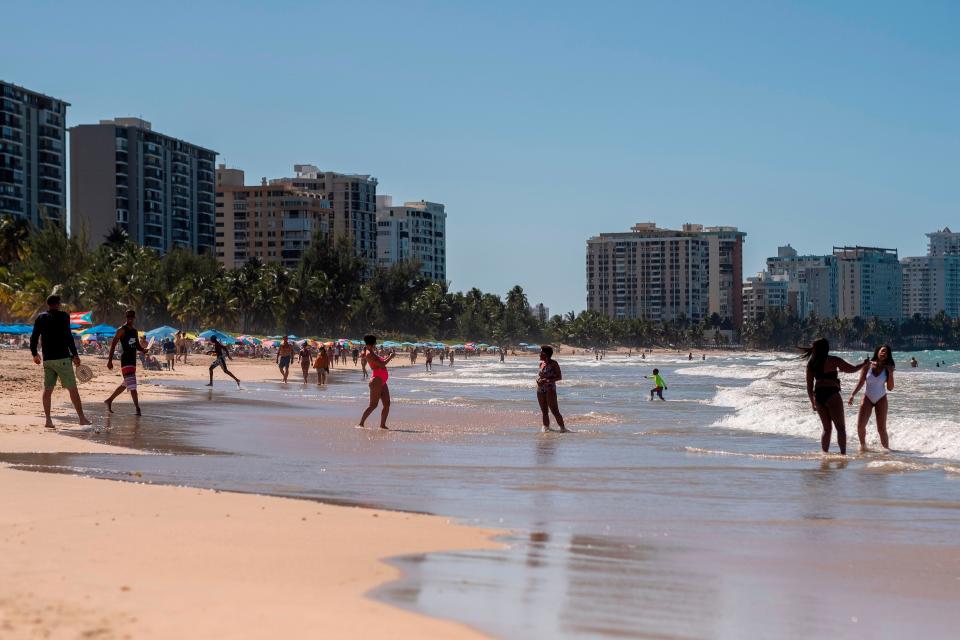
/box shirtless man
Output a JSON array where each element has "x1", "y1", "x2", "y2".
[{"x1": 276, "y1": 336, "x2": 294, "y2": 383}]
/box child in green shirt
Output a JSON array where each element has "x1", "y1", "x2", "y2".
[{"x1": 646, "y1": 368, "x2": 667, "y2": 401}]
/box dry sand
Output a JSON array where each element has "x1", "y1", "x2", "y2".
[{"x1": 0, "y1": 349, "x2": 500, "y2": 639}]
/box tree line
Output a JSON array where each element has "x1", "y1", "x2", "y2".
[{"x1": 2, "y1": 216, "x2": 959, "y2": 350}]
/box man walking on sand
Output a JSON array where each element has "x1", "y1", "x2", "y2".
[
  {"x1": 277, "y1": 335, "x2": 294, "y2": 383},
  {"x1": 105, "y1": 309, "x2": 147, "y2": 415},
  {"x1": 30, "y1": 295, "x2": 91, "y2": 428}
]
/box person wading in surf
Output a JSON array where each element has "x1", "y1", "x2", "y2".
[
  {"x1": 358, "y1": 335, "x2": 395, "y2": 429},
  {"x1": 536, "y1": 345, "x2": 567, "y2": 433},
  {"x1": 799, "y1": 338, "x2": 867, "y2": 455},
  {"x1": 848, "y1": 344, "x2": 895, "y2": 452}
]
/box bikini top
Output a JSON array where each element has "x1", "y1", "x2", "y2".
[{"x1": 812, "y1": 369, "x2": 838, "y2": 382}]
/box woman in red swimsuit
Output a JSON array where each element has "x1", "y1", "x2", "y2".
[{"x1": 358, "y1": 334, "x2": 395, "y2": 429}]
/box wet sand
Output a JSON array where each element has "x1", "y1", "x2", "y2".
[
  {"x1": 3, "y1": 349, "x2": 960, "y2": 638},
  {"x1": 0, "y1": 350, "x2": 500, "y2": 639}
]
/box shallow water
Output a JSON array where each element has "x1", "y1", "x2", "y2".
[{"x1": 5, "y1": 351, "x2": 960, "y2": 638}]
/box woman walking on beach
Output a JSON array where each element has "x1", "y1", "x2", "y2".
[
  {"x1": 358, "y1": 335, "x2": 395, "y2": 429},
  {"x1": 297, "y1": 341, "x2": 312, "y2": 384},
  {"x1": 848, "y1": 345, "x2": 895, "y2": 452},
  {"x1": 536, "y1": 345, "x2": 567, "y2": 433},
  {"x1": 314, "y1": 346, "x2": 329, "y2": 386},
  {"x1": 800, "y1": 338, "x2": 867, "y2": 455}
]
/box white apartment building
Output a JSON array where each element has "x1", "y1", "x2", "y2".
[
  {"x1": 742, "y1": 271, "x2": 798, "y2": 322},
  {"x1": 766, "y1": 245, "x2": 837, "y2": 318},
  {"x1": 926, "y1": 227, "x2": 960, "y2": 257},
  {"x1": 375, "y1": 195, "x2": 446, "y2": 282},
  {"x1": 901, "y1": 237, "x2": 960, "y2": 319},
  {"x1": 586, "y1": 222, "x2": 746, "y2": 326}
]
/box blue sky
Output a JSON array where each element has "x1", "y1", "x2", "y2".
[{"x1": 6, "y1": 0, "x2": 958, "y2": 314}]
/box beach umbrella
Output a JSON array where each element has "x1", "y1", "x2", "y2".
[
  {"x1": 198, "y1": 329, "x2": 236, "y2": 344},
  {"x1": 145, "y1": 325, "x2": 178, "y2": 341},
  {"x1": 82, "y1": 324, "x2": 117, "y2": 337},
  {"x1": 0, "y1": 324, "x2": 31, "y2": 335},
  {"x1": 80, "y1": 333, "x2": 101, "y2": 342}
]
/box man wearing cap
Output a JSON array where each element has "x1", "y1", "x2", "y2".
[{"x1": 30, "y1": 294, "x2": 91, "y2": 428}]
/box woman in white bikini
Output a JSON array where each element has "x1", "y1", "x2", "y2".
[{"x1": 848, "y1": 344, "x2": 895, "y2": 452}]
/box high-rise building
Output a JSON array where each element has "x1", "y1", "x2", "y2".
[
  {"x1": 766, "y1": 245, "x2": 838, "y2": 318},
  {"x1": 926, "y1": 227, "x2": 960, "y2": 257},
  {"x1": 270, "y1": 165, "x2": 377, "y2": 268},
  {"x1": 742, "y1": 271, "x2": 796, "y2": 322},
  {"x1": 530, "y1": 303, "x2": 550, "y2": 323},
  {"x1": 215, "y1": 166, "x2": 332, "y2": 269},
  {"x1": 0, "y1": 81, "x2": 69, "y2": 226},
  {"x1": 375, "y1": 195, "x2": 446, "y2": 281},
  {"x1": 834, "y1": 246, "x2": 901, "y2": 321},
  {"x1": 70, "y1": 118, "x2": 217, "y2": 254},
  {"x1": 586, "y1": 222, "x2": 745, "y2": 326},
  {"x1": 901, "y1": 229, "x2": 960, "y2": 319}
]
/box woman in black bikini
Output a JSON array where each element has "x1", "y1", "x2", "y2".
[
  {"x1": 799, "y1": 338, "x2": 867, "y2": 455},
  {"x1": 536, "y1": 345, "x2": 567, "y2": 433}
]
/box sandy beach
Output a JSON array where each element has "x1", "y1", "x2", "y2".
[{"x1": 0, "y1": 350, "x2": 500, "y2": 639}]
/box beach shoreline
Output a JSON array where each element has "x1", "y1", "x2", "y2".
[{"x1": 0, "y1": 350, "x2": 503, "y2": 639}]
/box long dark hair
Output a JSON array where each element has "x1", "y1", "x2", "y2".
[
  {"x1": 872, "y1": 344, "x2": 895, "y2": 368},
  {"x1": 798, "y1": 337, "x2": 830, "y2": 373}
]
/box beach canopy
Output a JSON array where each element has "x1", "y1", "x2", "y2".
[
  {"x1": 236, "y1": 335, "x2": 262, "y2": 345},
  {"x1": 145, "y1": 325, "x2": 178, "y2": 341},
  {"x1": 198, "y1": 329, "x2": 236, "y2": 344},
  {"x1": 81, "y1": 324, "x2": 117, "y2": 337},
  {"x1": 0, "y1": 323, "x2": 33, "y2": 335}
]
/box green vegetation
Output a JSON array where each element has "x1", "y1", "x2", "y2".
[{"x1": 3, "y1": 217, "x2": 958, "y2": 350}]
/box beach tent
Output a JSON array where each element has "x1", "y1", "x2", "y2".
[
  {"x1": 81, "y1": 324, "x2": 117, "y2": 337},
  {"x1": 198, "y1": 329, "x2": 236, "y2": 344},
  {"x1": 145, "y1": 325, "x2": 178, "y2": 341},
  {"x1": 0, "y1": 324, "x2": 33, "y2": 335}
]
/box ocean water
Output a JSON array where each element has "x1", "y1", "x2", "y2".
[{"x1": 4, "y1": 350, "x2": 960, "y2": 638}]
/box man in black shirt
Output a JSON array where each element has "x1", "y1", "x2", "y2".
[
  {"x1": 105, "y1": 309, "x2": 147, "y2": 415},
  {"x1": 30, "y1": 294, "x2": 91, "y2": 428}
]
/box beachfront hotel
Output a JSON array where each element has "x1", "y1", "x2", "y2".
[
  {"x1": 270, "y1": 165, "x2": 378, "y2": 270},
  {"x1": 834, "y1": 246, "x2": 902, "y2": 321},
  {"x1": 375, "y1": 196, "x2": 447, "y2": 282},
  {"x1": 215, "y1": 165, "x2": 332, "y2": 269},
  {"x1": 765, "y1": 245, "x2": 838, "y2": 318},
  {"x1": 70, "y1": 118, "x2": 217, "y2": 254},
  {"x1": 741, "y1": 271, "x2": 797, "y2": 322},
  {"x1": 901, "y1": 228, "x2": 960, "y2": 319},
  {"x1": 586, "y1": 222, "x2": 746, "y2": 326},
  {"x1": 0, "y1": 81, "x2": 69, "y2": 227}
]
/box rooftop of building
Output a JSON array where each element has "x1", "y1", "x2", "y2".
[
  {"x1": 589, "y1": 222, "x2": 745, "y2": 241},
  {"x1": 832, "y1": 245, "x2": 899, "y2": 257},
  {"x1": 1, "y1": 80, "x2": 71, "y2": 106},
  {"x1": 71, "y1": 117, "x2": 218, "y2": 155},
  {"x1": 272, "y1": 164, "x2": 377, "y2": 184}
]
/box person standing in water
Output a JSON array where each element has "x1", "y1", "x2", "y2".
[
  {"x1": 425, "y1": 348, "x2": 433, "y2": 372},
  {"x1": 297, "y1": 341, "x2": 312, "y2": 384},
  {"x1": 645, "y1": 368, "x2": 667, "y2": 401},
  {"x1": 358, "y1": 335, "x2": 395, "y2": 429},
  {"x1": 800, "y1": 337, "x2": 867, "y2": 455},
  {"x1": 207, "y1": 336, "x2": 240, "y2": 387},
  {"x1": 105, "y1": 309, "x2": 147, "y2": 415},
  {"x1": 30, "y1": 294, "x2": 91, "y2": 428},
  {"x1": 536, "y1": 345, "x2": 567, "y2": 432},
  {"x1": 848, "y1": 345, "x2": 895, "y2": 452},
  {"x1": 276, "y1": 336, "x2": 294, "y2": 383},
  {"x1": 314, "y1": 346, "x2": 329, "y2": 386}
]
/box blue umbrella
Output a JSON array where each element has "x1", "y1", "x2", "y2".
[
  {"x1": 81, "y1": 324, "x2": 117, "y2": 337},
  {"x1": 145, "y1": 325, "x2": 178, "y2": 341},
  {"x1": 199, "y1": 329, "x2": 236, "y2": 344},
  {"x1": 0, "y1": 324, "x2": 33, "y2": 335}
]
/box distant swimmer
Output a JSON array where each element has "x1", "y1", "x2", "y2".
[
  {"x1": 849, "y1": 345, "x2": 895, "y2": 452},
  {"x1": 536, "y1": 345, "x2": 567, "y2": 432},
  {"x1": 206, "y1": 336, "x2": 240, "y2": 388},
  {"x1": 297, "y1": 341, "x2": 312, "y2": 384},
  {"x1": 276, "y1": 336, "x2": 294, "y2": 383},
  {"x1": 358, "y1": 335, "x2": 395, "y2": 429},
  {"x1": 105, "y1": 309, "x2": 147, "y2": 416},
  {"x1": 645, "y1": 368, "x2": 667, "y2": 401},
  {"x1": 799, "y1": 338, "x2": 867, "y2": 456},
  {"x1": 910, "y1": 357, "x2": 918, "y2": 368}
]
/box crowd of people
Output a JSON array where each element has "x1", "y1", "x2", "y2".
[{"x1": 24, "y1": 297, "x2": 905, "y2": 449}]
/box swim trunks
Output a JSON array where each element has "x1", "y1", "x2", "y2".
[
  {"x1": 121, "y1": 365, "x2": 137, "y2": 391},
  {"x1": 43, "y1": 357, "x2": 77, "y2": 389}
]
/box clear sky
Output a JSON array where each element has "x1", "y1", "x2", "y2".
[{"x1": 6, "y1": 0, "x2": 958, "y2": 314}]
